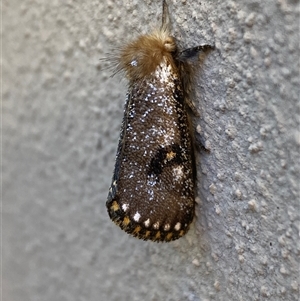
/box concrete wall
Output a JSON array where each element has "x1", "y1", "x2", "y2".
[{"x1": 3, "y1": 0, "x2": 299, "y2": 300}]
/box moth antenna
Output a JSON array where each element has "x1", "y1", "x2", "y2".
[{"x1": 161, "y1": 0, "x2": 171, "y2": 32}]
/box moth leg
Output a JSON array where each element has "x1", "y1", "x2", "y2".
[
  {"x1": 178, "y1": 44, "x2": 215, "y2": 61},
  {"x1": 185, "y1": 97, "x2": 199, "y2": 116},
  {"x1": 195, "y1": 131, "x2": 210, "y2": 153},
  {"x1": 179, "y1": 44, "x2": 215, "y2": 149},
  {"x1": 178, "y1": 44, "x2": 215, "y2": 115}
]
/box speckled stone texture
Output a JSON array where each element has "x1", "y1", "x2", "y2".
[{"x1": 3, "y1": 0, "x2": 299, "y2": 300}]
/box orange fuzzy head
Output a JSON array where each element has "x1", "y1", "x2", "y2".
[
  {"x1": 114, "y1": 0, "x2": 178, "y2": 81},
  {"x1": 118, "y1": 29, "x2": 178, "y2": 81}
]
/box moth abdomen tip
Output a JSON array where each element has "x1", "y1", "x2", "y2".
[{"x1": 106, "y1": 197, "x2": 193, "y2": 242}]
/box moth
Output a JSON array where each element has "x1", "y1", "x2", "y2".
[{"x1": 106, "y1": 0, "x2": 214, "y2": 242}]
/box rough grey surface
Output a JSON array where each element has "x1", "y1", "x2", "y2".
[{"x1": 3, "y1": 0, "x2": 299, "y2": 300}]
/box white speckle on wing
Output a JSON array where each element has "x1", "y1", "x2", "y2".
[
  {"x1": 144, "y1": 218, "x2": 150, "y2": 227},
  {"x1": 147, "y1": 175, "x2": 157, "y2": 187},
  {"x1": 133, "y1": 211, "x2": 141, "y2": 222},
  {"x1": 122, "y1": 203, "x2": 129, "y2": 212},
  {"x1": 164, "y1": 224, "x2": 170, "y2": 231},
  {"x1": 147, "y1": 188, "x2": 154, "y2": 201},
  {"x1": 162, "y1": 127, "x2": 175, "y2": 145},
  {"x1": 153, "y1": 221, "x2": 160, "y2": 229},
  {"x1": 174, "y1": 222, "x2": 181, "y2": 231},
  {"x1": 173, "y1": 165, "x2": 184, "y2": 181}
]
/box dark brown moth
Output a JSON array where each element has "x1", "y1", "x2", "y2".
[{"x1": 106, "y1": 0, "x2": 214, "y2": 242}]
